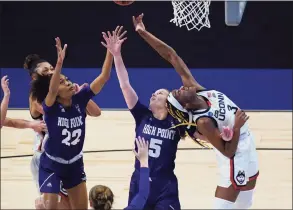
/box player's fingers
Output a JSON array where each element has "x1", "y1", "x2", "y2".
[
  {"x1": 114, "y1": 25, "x2": 120, "y2": 35},
  {"x1": 101, "y1": 42, "x2": 108, "y2": 48},
  {"x1": 135, "y1": 138, "x2": 141, "y2": 149},
  {"x1": 119, "y1": 30, "x2": 127, "y2": 39},
  {"x1": 120, "y1": 37, "x2": 127, "y2": 44},
  {"x1": 107, "y1": 31, "x2": 112, "y2": 39},
  {"x1": 117, "y1": 25, "x2": 123, "y2": 36},
  {"x1": 132, "y1": 16, "x2": 136, "y2": 25}
]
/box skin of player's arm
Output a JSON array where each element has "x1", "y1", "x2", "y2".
[
  {"x1": 137, "y1": 29, "x2": 204, "y2": 90},
  {"x1": 90, "y1": 50, "x2": 113, "y2": 95},
  {"x1": 113, "y1": 53, "x2": 139, "y2": 109},
  {"x1": 0, "y1": 94, "x2": 10, "y2": 128},
  {"x1": 85, "y1": 100, "x2": 101, "y2": 117},
  {"x1": 45, "y1": 58, "x2": 63, "y2": 107},
  {"x1": 3, "y1": 117, "x2": 35, "y2": 129},
  {"x1": 196, "y1": 118, "x2": 241, "y2": 158}
]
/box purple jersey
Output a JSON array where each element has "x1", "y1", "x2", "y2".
[
  {"x1": 130, "y1": 100, "x2": 185, "y2": 178},
  {"x1": 42, "y1": 86, "x2": 94, "y2": 160}
]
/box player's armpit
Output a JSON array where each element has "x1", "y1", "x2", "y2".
[{"x1": 197, "y1": 118, "x2": 228, "y2": 156}]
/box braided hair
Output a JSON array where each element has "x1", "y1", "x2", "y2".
[{"x1": 166, "y1": 92, "x2": 210, "y2": 148}]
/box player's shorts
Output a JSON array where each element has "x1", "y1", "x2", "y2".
[
  {"x1": 128, "y1": 171, "x2": 180, "y2": 210},
  {"x1": 214, "y1": 131, "x2": 259, "y2": 190},
  {"x1": 38, "y1": 152, "x2": 84, "y2": 195}
]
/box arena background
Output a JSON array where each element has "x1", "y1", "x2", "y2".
[{"x1": 0, "y1": 1, "x2": 292, "y2": 110}]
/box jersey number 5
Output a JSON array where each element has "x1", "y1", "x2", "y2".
[
  {"x1": 62, "y1": 128, "x2": 82, "y2": 146},
  {"x1": 149, "y1": 138, "x2": 163, "y2": 158}
]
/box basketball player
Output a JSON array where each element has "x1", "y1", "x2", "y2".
[
  {"x1": 166, "y1": 87, "x2": 259, "y2": 209},
  {"x1": 1, "y1": 75, "x2": 46, "y2": 131},
  {"x1": 101, "y1": 29, "x2": 186, "y2": 210},
  {"x1": 24, "y1": 35, "x2": 113, "y2": 208},
  {"x1": 88, "y1": 136, "x2": 150, "y2": 210},
  {"x1": 30, "y1": 28, "x2": 123, "y2": 209}
]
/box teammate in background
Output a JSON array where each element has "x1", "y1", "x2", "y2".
[
  {"x1": 102, "y1": 28, "x2": 185, "y2": 210},
  {"x1": 89, "y1": 136, "x2": 150, "y2": 210},
  {"x1": 1, "y1": 75, "x2": 46, "y2": 131},
  {"x1": 31, "y1": 27, "x2": 123, "y2": 209},
  {"x1": 167, "y1": 88, "x2": 259, "y2": 209}
]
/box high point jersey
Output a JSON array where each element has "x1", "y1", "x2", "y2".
[
  {"x1": 193, "y1": 90, "x2": 249, "y2": 137},
  {"x1": 130, "y1": 100, "x2": 185, "y2": 178},
  {"x1": 42, "y1": 86, "x2": 94, "y2": 160}
]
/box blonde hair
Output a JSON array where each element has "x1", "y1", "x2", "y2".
[{"x1": 89, "y1": 185, "x2": 114, "y2": 210}]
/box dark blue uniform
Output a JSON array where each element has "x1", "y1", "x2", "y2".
[
  {"x1": 38, "y1": 86, "x2": 94, "y2": 194},
  {"x1": 128, "y1": 101, "x2": 185, "y2": 210}
]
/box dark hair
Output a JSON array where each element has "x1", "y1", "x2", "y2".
[
  {"x1": 30, "y1": 74, "x2": 52, "y2": 104},
  {"x1": 24, "y1": 54, "x2": 47, "y2": 76},
  {"x1": 89, "y1": 185, "x2": 114, "y2": 210}
]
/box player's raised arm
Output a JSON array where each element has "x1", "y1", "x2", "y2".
[
  {"x1": 0, "y1": 76, "x2": 10, "y2": 128},
  {"x1": 45, "y1": 37, "x2": 67, "y2": 107},
  {"x1": 101, "y1": 26, "x2": 139, "y2": 110},
  {"x1": 133, "y1": 13, "x2": 204, "y2": 91}
]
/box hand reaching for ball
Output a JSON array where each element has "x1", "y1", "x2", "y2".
[{"x1": 133, "y1": 13, "x2": 145, "y2": 32}]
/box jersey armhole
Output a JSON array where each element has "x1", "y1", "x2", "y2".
[{"x1": 196, "y1": 116, "x2": 218, "y2": 135}]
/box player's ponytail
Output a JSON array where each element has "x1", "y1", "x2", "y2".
[{"x1": 89, "y1": 185, "x2": 114, "y2": 210}]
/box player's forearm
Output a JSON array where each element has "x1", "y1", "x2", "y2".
[
  {"x1": 0, "y1": 95, "x2": 10, "y2": 128},
  {"x1": 113, "y1": 54, "x2": 138, "y2": 109},
  {"x1": 114, "y1": 54, "x2": 131, "y2": 89},
  {"x1": 3, "y1": 118, "x2": 34, "y2": 129},
  {"x1": 49, "y1": 62, "x2": 62, "y2": 96},
  {"x1": 224, "y1": 128, "x2": 240, "y2": 158},
  {"x1": 86, "y1": 100, "x2": 101, "y2": 117},
  {"x1": 137, "y1": 29, "x2": 176, "y2": 63},
  {"x1": 100, "y1": 50, "x2": 113, "y2": 81}
]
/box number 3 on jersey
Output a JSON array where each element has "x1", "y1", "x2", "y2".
[
  {"x1": 149, "y1": 138, "x2": 163, "y2": 158},
  {"x1": 62, "y1": 128, "x2": 82, "y2": 146}
]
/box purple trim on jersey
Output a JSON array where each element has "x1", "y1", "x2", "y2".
[
  {"x1": 73, "y1": 85, "x2": 95, "y2": 109},
  {"x1": 124, "y1": 167, "x2": 149, "y2": 210}
]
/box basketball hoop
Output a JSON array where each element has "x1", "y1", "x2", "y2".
[{"x1": 170, "y1": 0, "x2": 211, "y2": 31}]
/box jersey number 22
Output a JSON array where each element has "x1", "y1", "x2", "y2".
[{"x1": 62, "y1": 128, "x2": 82, "y2": 146}]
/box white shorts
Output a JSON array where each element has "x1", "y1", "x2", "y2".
[
  {"x1": 30, "y1": 151, "x2": 68, "y2": 198},
  {"x1": 30, "y1": 151, "x2": 42, "y2": 193},
  {"x1": 214, "y1": 132, "x2": 259, "y2": 190}
]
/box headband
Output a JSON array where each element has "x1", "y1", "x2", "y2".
[{"x1": 167, "y1": 92, "x2": 193, "y2": 129}]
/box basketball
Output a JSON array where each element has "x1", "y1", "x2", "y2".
[{"x1": 114, "y1": 0, "x2": 134, "y2": 6}]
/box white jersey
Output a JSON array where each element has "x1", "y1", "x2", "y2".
[
  {"x1": 192, "y1": 90, "x2": 259, "y2": 189},
  {"x1": 193, "y1": 90, "x2": 249, "y2": 139}
]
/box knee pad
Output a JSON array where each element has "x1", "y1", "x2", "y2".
[
  {"x1": 234, "y1": 189, "x2": 254, "y2": 209},
  {"x1": 213, "y1": 197, "x2": 234, "y2": 209}
]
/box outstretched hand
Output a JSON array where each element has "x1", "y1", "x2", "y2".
[
  {"x1": 133, "y1": 136, "x2": 149, "y2": 166},
  {"x1": 101, "y1": 26, "x2": 127, "y2": 56},
  {"x1": 132, "y1": 13, "x2": 145, "y2": 32},
  {"x1": 1, "y1": 76, "x2": 10, "y2": 96},
  {"x1": 55, "y1": 37, "x2": 67, "y2": 66}
]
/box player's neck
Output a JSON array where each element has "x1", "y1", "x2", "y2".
[
  {"x1": 153, "y1": 109, "x2": 168, "y2": 120},
  {"x1": 57, "y1": 97, "x2": 72, "y2": 107}
]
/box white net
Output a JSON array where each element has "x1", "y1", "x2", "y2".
[{"x1": 170, "y1": 0, "x2": 211, "y2": 31}]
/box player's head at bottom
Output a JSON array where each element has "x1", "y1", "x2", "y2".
[
  {"x1": 149, "y1": 88, "x2": 170, "y2": 113},
  {"x1": 30, "y1": 73, "x2": 76, "y2": 104},
  {"x1": 89, "y1": 185, "x2": 114, "y2": 210}
]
